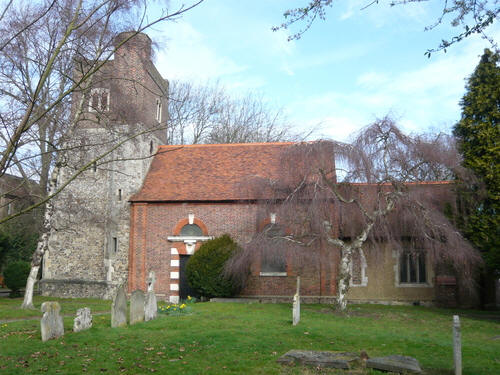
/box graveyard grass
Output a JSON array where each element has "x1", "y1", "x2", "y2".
[{"x1": 0, "y1": 298, "x2": 499, "y2": 374}]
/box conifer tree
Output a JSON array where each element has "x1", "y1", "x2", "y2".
[{"x1": 453, "y1": 48, "x2": 500, "y2": 274}]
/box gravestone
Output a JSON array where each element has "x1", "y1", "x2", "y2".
[
  {"x1": 292, "y1": 276, "x2": 300, "y2": 326},
  {"x1": 40, "y1": 301, "x2": 64, "y2": 342},
  {"x1": 453, "y1": 315, "x2": 462, "y2": 375},
  {"x1": 111, "y1": 284, "x2": 127, "y2": 328},
  {"x1": 277, "y1": 350, "x2": 359, "y2": 369},
  {"x1": 130, "y1": 290, "x2": 145, "y2": 325},
  {"x1": 366, "y1": 355, "x2": 422, "y2": 374},
  {"x1": 73, "y1": 307, "x2": 92, "y2": 332},
  {"x1": 145, "y1": 271, "x2": 157, "y2": 321}
]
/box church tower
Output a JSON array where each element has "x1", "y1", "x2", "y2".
[{"x1": 41, "y1": 32, "x2": 168, "y2": 298}]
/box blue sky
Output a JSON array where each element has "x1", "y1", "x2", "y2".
[{"x1": 148, "y1": 0, "x2": 499, "y2": 142}]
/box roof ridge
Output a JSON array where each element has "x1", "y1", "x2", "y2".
[{"x1": 158, "y1": 142, "x2": 297, "y2": 149}]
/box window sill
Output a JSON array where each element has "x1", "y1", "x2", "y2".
[
  {"x1": 259, "y1": 272, "x2": 287, "y2": 277},
  {"x1": 397, "y1": 283, "x2": 432, "y2": 288}
]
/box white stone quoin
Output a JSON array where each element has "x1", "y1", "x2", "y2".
[
  {"x1": 170, "y1": 283, "x2": 179, "y2": 291},
  {"x1": 170, "y1": 272, "x2": 179, "y2": 279}
]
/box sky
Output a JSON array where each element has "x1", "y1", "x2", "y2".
[{"x1": 147, "y1": 0, "x2": 499, "y2": 142}]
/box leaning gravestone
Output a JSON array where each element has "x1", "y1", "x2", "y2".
[
  {"x1": 292, "y1": 276, "x2": 301, "y2": 326},
  {"x1": 40, "y1": 301, "x2": 64, "y2": 342},
  {"x1": 277, "y1": 350, "x2": 359, "y2": 369},
  {"x1": 73, "y1": 307, "x2": 92, "y2": 332},
  {"x1": 145, "y1": 271, "x2": 157, "y2": 321},
  {"x1": 366, "y1": 355, "x2": 422, "y2": 374},
  {"x1": 130, "y1": 290, "x2": 145, "y2": 325},
  {"x1": 111, "y1": 284, "x2": 127, "y2": 328}
]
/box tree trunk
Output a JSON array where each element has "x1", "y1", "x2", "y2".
[
  {"x1": 21, "y1": 162, "x2": 60, "y2": 309},
  {"x1": 21, "y1": 265, "x2": 40, "y2": 309},
  {"x1": 337, "y1": 246, "x2": 352, "y2": 311}
]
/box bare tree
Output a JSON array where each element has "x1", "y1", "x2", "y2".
[
  {"x1": 274, "y1": 1, "x2": 499, "y2": 55},
  {"x1": 0, "y1": 0, "x2": 204, "y2": 308},
  {"x1": 0, "y1": 0, "x2": 203, "y2": 212},
  {"x1": 168, "y1": 80, "x2": 305, "y2": 145},
  {"x1": 226, "y1": 117, "x2": 482, "y2": 311}
]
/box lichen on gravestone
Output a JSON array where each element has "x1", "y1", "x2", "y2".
[
  {"x1": 111, "y1": 284, "x2": 127, "y2": 328},
  {"x1": 277, "y1": 350, "x2": 360, "y2": 369},
  {"x1": 40, "y1": 301, "x2": 64, "y2": 341},
  {"x1": 130, "y1": 290, "x2": 145, "y2": 325},
  {"x1": 366, "y1": 355, "x2": 422, "y2": 374},
  {"x1": 73, "y1": 307, "x2": 93, "y2": 332},
  {"x1": 144, "y1": 290, "x2": 157, "y2": 321},
  {"x1": 144, "y1": 271, "x2": 157, "y2": 321}
]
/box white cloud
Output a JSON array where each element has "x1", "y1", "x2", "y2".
[
  {"x1": 356, "y1": 72, "x2": 390, "y2": 88},
  {"x1": 153, "y1": 21, "x2": 247, "y2": 82},
  {"x1": 338, "y1": 0, "x2": 434, "y2": 28},
  {"x1": 291, "y1": 34, "x2": 497, "y2": 141}
]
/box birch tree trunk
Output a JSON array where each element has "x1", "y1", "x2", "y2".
[
  {"x1": 21, "y1": 164, "x2": 59, "y2": 309},
  {"x1": 337, "y1": 246, "x2": 352, "y2": 311}
]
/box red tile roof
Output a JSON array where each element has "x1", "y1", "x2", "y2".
[{"x1": 130, "y1": 142, "x2": 297, "y2": 202}]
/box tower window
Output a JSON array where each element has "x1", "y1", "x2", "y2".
[
  {"x1": 155, "y1": 98, "x2": 162, "y2": 123},
  {"x1": 150, "y1": 140, "x2": 154, "y2": 154},
  {"x1": 89, "y1": 88, "x2": 110, "y2": 112},
  {"x1": 92, "y1": 162, "x2": 97, "y2": 172},
  {"x1": 118, "y1": 189, "x2": 122, "y2": 201},
  {"x1": 112, "y1": 237, "x2": 118, "y2": 253}
]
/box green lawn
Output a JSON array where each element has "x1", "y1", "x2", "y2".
[{"x1": 0, "y1": 297, "x2": 499, "y2": 374}]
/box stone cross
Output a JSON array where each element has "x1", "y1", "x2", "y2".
[
  {"x1": 293, "y1": 276, "x2": 300, "y2": 326},
  {"x1": 147, "y1": 271, "x2": 156, "y2": 293},
  {"x1": 130, "y1": 290, "x2": 145, "y2": 325},
  {"x1": 453, "y1": 315, "x2": 462, "y2": 375},
  {"x1": 73, "y1": 307, "x2": 92, "y2": 332},
  {"x1": 40, "y1": 302, "x2": 64, "y2": 342},
  {"x1": 111, "y1": 284, "x2": 127, "y2": 328}
]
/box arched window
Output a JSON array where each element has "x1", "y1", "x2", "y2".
[
  {"x1": 180, "y1": 224, "x2": 203, "y2": 237},
  {"x1": 260, "y1": 223, "x2": 287, "y2": 275}
]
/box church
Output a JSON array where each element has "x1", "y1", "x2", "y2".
[{"x1": 40, "y1": 33, "x2": 457, "y2": 306}]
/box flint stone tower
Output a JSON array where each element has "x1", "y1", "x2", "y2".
[{"x1": 40, "y1": 32, "x2": 168, "y2": 299}]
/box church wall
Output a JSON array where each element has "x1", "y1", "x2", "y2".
[
  {"x1": 41, "y1": 127, "x2": 162, "y2": 299},
  {"x1": 346, "y1": 244, "x2": 436, "y2": 305},
  {"x1": 128, "y1": 202, "x2": 340, "y2": 303}
]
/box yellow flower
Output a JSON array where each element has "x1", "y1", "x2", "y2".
[
  {"x1": 187, "y1": 296, "x2": 192, "y2": 300},
  {"x1": 180, "y1": 304, "x2": 186, "y2": 309},
  {"x1": 167, "y1": 305, "x2": 170, "y2": 309}
]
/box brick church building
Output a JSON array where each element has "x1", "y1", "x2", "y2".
[{"x1": 40, "y1": 33, "x2": 457, "y2": 306}]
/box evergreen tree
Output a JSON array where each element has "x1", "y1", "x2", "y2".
[{"x1": 453, "y1": 48, "x2": 500, "y2": 275}]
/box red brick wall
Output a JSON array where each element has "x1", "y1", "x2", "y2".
[{"x1": 128, "y1": 201, "x2": 338, "y2": 300}]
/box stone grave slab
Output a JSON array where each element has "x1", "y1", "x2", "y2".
[
  {"x1": 130, "y1": 290, "x2": 145, "y2": 325},
  {"x1": 73, "y1": 307, "x2": 92, "y2": 332},
  {"x1": 366, "y1": 355, "x2": 422, "y2": 374},
  {"x1": 111, "y1": 284, "x2": 127, "y2": 328},
  {"x1": 40, "y1": 302, "x2": 64, "y2": 341},
  {"x1": 144, "y1": 291, "x2": 157, "y2": 321},
  {"x1": 277, "y1": 350, "x2": 359, "y2": 369}
]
